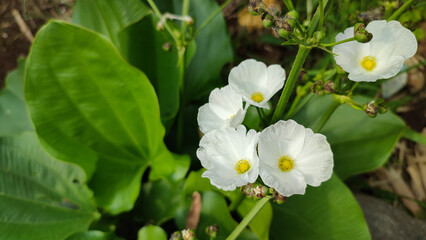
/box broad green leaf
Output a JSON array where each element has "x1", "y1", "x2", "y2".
[
  {"x1": 71, "y1": 0, "x2": 150, "y2": 51},
  {"x1": 120, "y1": 14, "x2": 181, "y2": 130},
  {"x1": 25, "y1": 21, "x2": 168, "y2": 214},
  {"x1": 270, "y1": 174, "x2": 371, "y2": 240},
  {"x1": 136, "y1": 178, "x2": 184, "y2": 225},
  {"x1": 0, "y1": 132, "x2": 98, "y2": 240},
  {"x1": 137, "y1": 225, "x2": 167, "y2": 240},
  {"x1": 293, "y1": 95, "x2": 406, "y2": 179},
  {"x1": 237, "y1": 199, "x2": 272, "y2": 240},
  {"x1": 68, "y1": 231, "x2": 123, "y2": 240},
  {"x1": 0, "y1": 58, "x2": 33, "y2": 136}
]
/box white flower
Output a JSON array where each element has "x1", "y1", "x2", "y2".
[
  {"x1": 197, "y1": 86, "x2": 246, "y2": 134},
  {"x1": 258, "y1": 120, "x2": 333, "y2": 196},
  {"x1": 333, "y1": 20, "x2": 417, "y2": 82},
  {"x1": 229, "y1": 59, "x2": 286, "y2": 109},
  {"x1": 196, "y1": 125, "x2": 260, "y2": 191}
]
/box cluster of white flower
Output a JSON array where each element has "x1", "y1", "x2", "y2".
[
  {"x1": 197, "y1": 59, "x2": 334, "y2": 197},
  {"x1": 333, "y1": 20, "x2": 417, "y2": 82}
]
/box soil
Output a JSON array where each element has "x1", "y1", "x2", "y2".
[{"x1": 0, "y1": 0, "x2": 73, "y2": 87}]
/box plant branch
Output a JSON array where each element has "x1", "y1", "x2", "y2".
[
  {"x1": 272, "y1": 45, "x2": 311, "y2": 123},
  {"x1": 147, "y1": 0, "x2": 180, "y2": 45},
  {"x1": 193, "y1": 0, "x2": 232, "y2": 39},
  {"x1": 388, "y1": 0, "x2": 416, "y2": 21},
  {"x1": 321, "y1": 37, "x2": 356, "y2": 47},
  {"x1": 226, "y1": 196, "x2": 272, "y2": 240},
  {"x1": 313, "y1": 98, "x2": 341, "y2": 132}
]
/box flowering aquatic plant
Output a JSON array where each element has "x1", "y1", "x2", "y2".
[
  {"x1": 197, "y1": 125, "x2": 260, "y2": 190},
  {"x1": 229, "y1": 59, "x2": 286, "y2": 109},
  {"x1": 333, "y1": 20, "x2": 418, "y2": 82},
  {"x1": 2, "y1": 0, "x2": 423, "y2": 239},
  {"x1": 197, "y1": 86, "x2": 246, "y2": 134}
]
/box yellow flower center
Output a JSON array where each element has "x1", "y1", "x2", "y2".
[
  {"x1": 361, "y1": 56, "x2": 376, "y2": 71},
  {"x1": 278, "y1": 156, "x2": 294, "y2": 172},
  {"x1": 235, "y1": 159, "x2": 251, "y2": 174},
  {"x1": 251, "y1": 92, "x2": 264, "y2": 103}
]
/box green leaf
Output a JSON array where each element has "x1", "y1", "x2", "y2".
[
  {"x1": 71, "y1": 0, "x2": 151, "y2": 52},
  {"x1": 25, "y1": 20, "x2": 167, "y2": 214},
  {"x1": 68, "y1": 231, "x2": 123, "y2": 240},
  {"x1": 270, "y1": 174, "x2": 371, "y2": 240},
  {"x1": 307, "y1": 0, "x2": 330, "y2": 37},
  {"x1": 0, "y1": 58, "x2": 33, "y2": 136},
  {"x1": 293, "y1": 95, "x2": 406, "y2": 179},
  {"x1": 135, "y1": 178, "x2": 185, "y2": 225},
  {"x1": 237, "y1": 199, "x2": 272, "y2": 240},
  {"x1": 137, "y1": 225, "x2": 167, "y2": 240},
  {"x1": 120, "y1": 14, "x2": 181, "y2": 130},
  {"x1": 0, "y1": 132, "x2": 98, "y2": 240},
  {"x1": 183, "y1": 0, "x2": 233, "y2": 101}
]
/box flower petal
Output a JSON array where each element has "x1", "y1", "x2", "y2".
[
  {"x1": 294, "y1": 130, "x2": 333, "y2": 186},
  {"x1": 259, "y1": 165, "x2": 307, "y2": 196},
  {"x1": 197, "y1": 104, "x2": 225, "y2": 134},
  {"x1": 209, "y1": 86, "x2": 243, "y2": 120}
]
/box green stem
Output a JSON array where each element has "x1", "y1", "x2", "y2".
[
  {"x1": 321, "y1": 37, "x2": 356, "y2": 47},
  {"x1": 313, "y1": 98, "x2": 341, "y2": 133},
  {"x1": 282, "y1": 0, "x2": 295, "y2": 11},
  {"x1": 272, "y1": 45, "x2": 311, "y2": 123},
  {"x1": 319, "y1": 0, "x2": 324, "y2": 31},
  {"x1": 193, "y1": 0, "x2": 232, "y2": 39},
  {"x1": 388, "y1": 0, "x2": 416, "y2": 21},
  {"x1": 176, "y1": 51, "x2": 186, "y2": 152},
  {"x1": 226, "y1": 196, "x2": 272, "y2": 240},
  {"x1": 180, "y1": 0, "x2": 190, "y2": 39},
  {"x1": 285, "y1": 82, "x2": 313, "y2": 119},
  {"x1": 403, "y1": 127, "x2": 426, "y2": 145},
  {"x1": 147, "y1": 0, "x2": 180, "y2": 44}
]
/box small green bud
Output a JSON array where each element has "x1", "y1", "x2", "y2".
[
  {"x1": 263, "y1": 19, "x2": 273, "y2": 28},
  {"x1": 287, "y1": 18, "x2": 296, "y2": 28},
  {"x1": 162, "y1": 42, "x2": 171, "y2": 51},
  {"x1": 170, "y1": 231, "x2": 183, "y2": 240},
  {"x1": 206, "y1": 224, "x2": 218, "y2": 238},
  {"x1": 313, "y1": 31, "x2": 326, "y2": 42},
  {"x1": 312, "y1": 80, "x2": 324, "y2": 95},
  {"x1": 354, "y1": 23, "x2": 373, "y2": 43},
  {"x1": 278, "y1": 28, "x2": 290, "y2": 38},
  {"x1": 286, "y1": 10, "x2": 299, "y2": 20},
  {"x1": 363, "y1": 101, "x2": 378, "y2": 118},
  {"x1": 272, "y1": 190, "x2": 287, "y2": 204},
  {"x1": 378, "y1": 106, "x2": 387, "y2": 114},
  {"x1": 323, "y1": 81, "x2": 335, "y2": 94},
  {"x1": 181, "y1": 229, "x2": 196, "y2": 240}
]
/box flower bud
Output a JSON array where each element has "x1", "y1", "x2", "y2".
[
  {"x1": 312, "y1": 80, "x2": 325, "y2": 95},
  {"x1": 181, "y1": 229, "x2": 196, "y2": 240},
  {"x1": 313, "y1": 31, "x2": 326, "y2": 42},
  {"x1": 162, "y1": 42, "x2": 171, "y2": 51},
  {"x1": 263, "y1": 18, "x2": 273, "y2": 28},
  {"x1": 170, "y1": 231, "x2": 183, "y2": 240},
  {"x1": 354, "y1": 23, "x2": 373, "y2": 43},
  {"x1": 286, "y1": 10, "x2": 299, "y2": 20},
  {"x1": 278, "y1": 28, "x2": 290, "y2": 38},
  {"x1": 286, "y1": 19, "x2": 296, "y2": 28},
  {"x1": 363, "y1": 100, "x2": 378, "y2": 118},
  {"x1": 323, "y1": 81, "x2": 335, "y2": 94},
  {"x1": 272, "y1": 190, "x2": 287, "y2": 204},
  {"x1": 206, "y1": 224, "x2": 218, "y2": 239},
  {"x1": 248, "y1": 0, "x2": 265, "y2": 16}
]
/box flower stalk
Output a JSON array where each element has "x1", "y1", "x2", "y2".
[
  {"x1": 387, "y1": 0, "x2": 416, "y2": 21},
  {"x1": 226, "y1": 196, "x2": 272, "y2": 240},
  {"x1": 272, "y1": 45, "x2": 311, "y2": 123}
]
